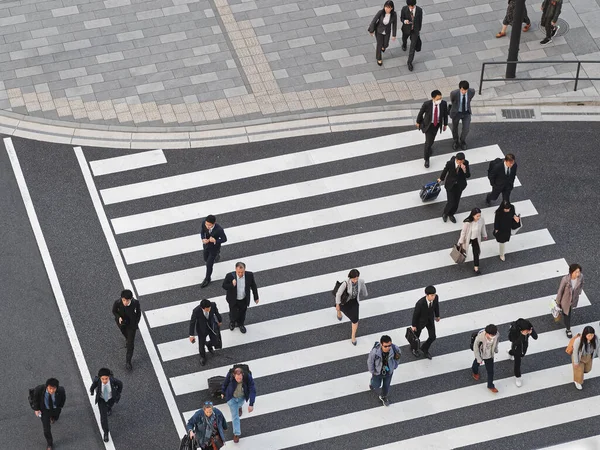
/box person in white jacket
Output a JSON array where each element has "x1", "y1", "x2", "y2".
[
  {"x1": 458, "y1": 207, "x2": 487, "y2": 275},
  {"x1": 472, "y1": 324, "x2": 499, "y2": 393},
  {"x1": 571, "y1": 325, "x2": 600, "y2": 390}
]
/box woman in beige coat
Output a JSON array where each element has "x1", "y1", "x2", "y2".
[
  {"x1": 556, "y1": 263, "x2": 583, "y2": 338},
  {"x1": 571, "y1": 325, "x2": 598, "y2": 390},
  {"x1": 457, "y1": 207, "x2": 487, "y2": 275}
]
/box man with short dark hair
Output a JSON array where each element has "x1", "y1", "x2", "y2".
[
  {"x1": 449, "y1": 80, "x2": 476, "y2": 150},
  {"x1": 221, "y1": 366, "x2": 257, "y2": 443},
  {"x1": 222, "y1": 262, "x2": 259, "y2": 333},
  {"x1": 112, "y1": 289, "x2": 141, "y2": 371},
  {"x1": 32, "y1": 378, "x2": 66, "y2": 450},
  {"x1": 189, "y1": 298, "x2": 223, "y2": 366},
  {"x1": 486, "y1": 153, "x2": 517, "y2": 205},
  {"x1": 472, "y1": 324, "x2": 500, "y2": 393},
  {"x1": 416, "y1": 90, "x2": 448, "y2": 168},
  {"x1": 367, "y1": 335, "x2": 401, "y2": 406},
  {"x1": 438, "y1": 152, "x2": 470, "y2": 223},
  {"x1": 200, "y1": 214, "x2": 227, "y2": 288},
  {"x1": 400, "y1": 0, "x2": 423, "y2": 71},
  {"x1": 411, "y1": 286, "x2": 440, "y2": 359},
  {"x1": 89, "y1": 368, "x2": 123, "y2": 442}
]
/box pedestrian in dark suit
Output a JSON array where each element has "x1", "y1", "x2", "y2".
[
  {"x1": 368, "y1": 1, "x2": 397, "y2": 66},
  {"x1": 200, "y1": 214, "x2": 227, "y2": 288},
  {"x1": 32, "y1": 378, "x2": 66, "y2": 450},
  {"x1": 411, "y1": 285, "x2": 440, "y2": 359},
  {"x1": 416, "y1": 89, "x2": 448, "y2": 168},
  {"x1": 438, "y1": 152, "x2": 470, "y2": 223},
  {"x1": 222, "y1": 262, "x2": 259, "y2": 333},
  {"x1": 189, "y1": 298, "x2": 223, "y2": 366},
  {"x1": 400, "y1": 0, "x2": 422, "y2": 71},
  {"x1": 89, "y1": 368, "x2": 123, "y2": 443},
  {"x1": 449, "y1": 80, "x2": 476, "y2": 150},
  {"x1": 493, "y1": 200, "x2": 521, "y2": 261},
  {"x1": 112, "y1": 289, "x2": 141, "y2": 371},
  {"x1": 486, "y1": 153, "x2": 517, "y2": 205}
]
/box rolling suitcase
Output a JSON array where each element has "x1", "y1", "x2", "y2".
[
  {"x1": 419, "y1": 181, "x2": 441, "y2": 201},
  {"x1": 405, "y1": 327, "x2": 420, "y2": 352},
  {"x1": 207, "y1": 376, "x2": 226, "y2": 402}
]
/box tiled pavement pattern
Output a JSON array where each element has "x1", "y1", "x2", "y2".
[{"x1": 0, "y1": 0, "x2": 599, "y2": 127}]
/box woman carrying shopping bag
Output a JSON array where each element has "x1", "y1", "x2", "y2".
[
  {"x1": 570, "y1": 325, "x2": 599, "y2": 390},
  {"x1": 457, "y1": 208, "x2": 487, "y2": 275},
  {"x1": 492, "y1": 200, "x2": 521, "y2": 261},
  {"x1": 556, "y1": 263, "x2": 584, "y2": 338}
]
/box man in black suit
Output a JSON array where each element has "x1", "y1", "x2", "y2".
[
  {"x1": 189, "y1": 298, "x2": 223, "y2": 366},
  {"x1": 411, "y1": 285, "x2": 440, "y2": 359},
  {"x1": 89, "y1": 368, "x2": 123, "y2": 442},
  {"x1": 400, "y1": 0, "x2": 423, "y2": 71},
  {"x1": 32, "y1": 378, "x2": 66, "y2": 450},
  {"x1": 416, "y1": 89, "x2": 448, "y2": 168},
  {"x1": 486, "y1": 153, "x2": 517, "y2": 205},
  {"x1": 222, "y1": 262, "x2": 259, "y2": 334},
  {"x1": 449, "y1": 80, "x2": 476, "y2": 150},
  {"x1": 438, "y1": 152, "x2": 470, "y2": 223},
  {"x1": 112, "y1": 289, "x2": 142, "y2": 371},
  {"x1": 201, "y1": 214, "x2": 228, "y2": 288}
]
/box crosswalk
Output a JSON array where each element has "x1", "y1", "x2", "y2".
[{"x1": 82, "y1": 128, "x2": 595, "y2": 449}]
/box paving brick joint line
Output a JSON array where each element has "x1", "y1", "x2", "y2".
[{"x1": 0, "y1": 0, "x2": 599, "y2": 128}]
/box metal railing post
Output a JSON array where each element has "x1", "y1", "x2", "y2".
[
  {"x1": 479, "y1": 63, "x2": 485, "y2": 95},
  {"x1": 574, "y1": 62, "x2": 581, "y2": 91}
]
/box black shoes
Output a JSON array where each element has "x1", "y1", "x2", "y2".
[
  {"x1": 442, "y1": 214, "x2": 448, "y2": 222},
  {"x1": 379, "y1": 395, "x2": 390, "y2": 406},
  {"x1": 103, "y1": 432, "x2": 109, "y2": 442},
  {"x1": 229, "y1": 322, "x2": 235, "y2": 331},
  {"x1": 540, "y1": 37, "x2": 552, "y2": 45},
  {"x1": 377, "y1": 60, "x2": 382, "y2": 66},
  {"x1": 239, "y1": 325, "x2": 247, "y2": 334},
  {"x1": 474, "y1": 269, "x2": 483, "y2": 276},
  {"x1": 551, "y1": 25, "x2": 560, "y2": 37},
  {"x1": 449, "y1": 215, "x2": 456, "y2": 223},
  {"x1": 208, "y1": 346, "x2": 215, "y2": 355},
  {"x1": 424, "y1": 160, "x2": 430, "y2": 168},
  {"x1": 126, "y1": 362, "x2": 132, "y2": 371},
  {"x1": 412, "y1": 349, "x2": 421, "y2": 358},
  {"x1": 200, "y1": 278, "x2": 211, "y2": 288},
  {"x1": 423, "y1": 352, "x2": 433, "y2": 360},
  {"x1": 381, "y1": 47, "x2": 386, "y2": 53},
  {"x1": 408, "y1": 62, "x2": 413, "y2": 71},
  {"x1": 200, "y1": 357, "x2": 206, "y2": 366},
  {"x1": 452, "y1": 141, "x2": 458, "y2": 150},
  {"x1": 402, "y1": 44, "x2": 407, "y2": 51},
  {"x1": 460, "y1": 142, "x2": 467, "y2": 150}
]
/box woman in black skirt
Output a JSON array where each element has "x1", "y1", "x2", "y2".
[
  {"x1": 493, "y1": 200, "x2": 521, "y2": 261},
  {"x1": 335, "y1": 269, "x2": 368, "y2": 346}
]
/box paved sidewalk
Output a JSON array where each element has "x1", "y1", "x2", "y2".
[{"x1": 0, "y1": 0, "x2": 599, "y2": 128}]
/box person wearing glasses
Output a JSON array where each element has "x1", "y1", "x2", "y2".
[
  {"x1": 186, "y1": 401, "x2": 227, "y2": 449},
  {"x1": 367, "y1": 335, "x2": 401, "y2": 407}
]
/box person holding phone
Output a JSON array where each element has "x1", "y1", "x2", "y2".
[
  {"x1": 492, "y1": 201, "x2": 521, "y2": 261},
  {"x1": 400, "y1": 0, "x2": 423, "y2": 71},
  {"x1": 438, "y1": 152, "x2": 470, "y2": 223}
]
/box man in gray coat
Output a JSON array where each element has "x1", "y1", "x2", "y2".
[
  {"x1": 367, "y1": 335, "x2": 401, "y2": 407},
  {"x1": 449, "y1": 80, "x2": 475, "y2": 150}
]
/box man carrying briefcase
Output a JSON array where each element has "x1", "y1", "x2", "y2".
[{"x1": 410, "y1": 286, "x2": 441, "y2": 359}]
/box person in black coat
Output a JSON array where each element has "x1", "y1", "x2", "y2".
[
  {"x1": 368, "y1": 1, "x2": 397, "y2": 66},
  {"x1": 438, "y1": 152, "x2": 470, "y2": 223},
  {"x1": 89, "y1": 368, "x2": 123, "y2": 442},
  {"x1": 493, "y1": 200, "x2": 521, "y2": 261},
  {"x1": 486, "y1": 153, "x2": 517, "y2": 205},
  {"x1": 32, "y1": 378, "x2": 66, "y2": 450},
  {"x1": 201, "y1": 214, "x2": 228, "y2": 288},
  {"x1": 222, "y1": 262, "x2": 259, "y2": 333},
  {"x1": 189, "y1": 298, "x2": 223, "y2": 366},
  {"x1": 411, "y1": 285, "x2": 440, "y2": 359},
  {"x1": 400, "y1": 0, "x2": 423, "y2": 71},
  {"x1": 416, "y1": 90, "x2": 448, "y2": 168},
  {"x1": 112, "y1": 289, "x2": 141, "y2": 371},
  {"x1": 508, "y1": 318, "x2": 538, "y2": 387}
]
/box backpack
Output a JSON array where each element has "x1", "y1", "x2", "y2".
[
  {"x1": 332, "y1": 281, "x2": 349, "y2": 305},
  {"x1": 508, "y1": 322, "x2": 519, "y2": 343},
  {"x1": 487, "y1": 158, "x2": 503, "y2": 180},
  {"x1": 228, "y1": 364, "x2": 251, "y2": 379},
  {"x1": 28, "y1": 388, "x2": 37, "y2": 410},
  {"x1": 470, "y1": 329, "x2": 485, "y2": 350}
]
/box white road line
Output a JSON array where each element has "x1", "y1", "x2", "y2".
[
  {"x1": 73, "y1": 147, "x2": 186, "y2": 438},
  {"x1": 100, "y1": 130, "x2": 451, "y2": 204},
  {"x1": 368, "y1": 393, "x2": 600, "y2": 449},
  {"x1": 145, "y1": 235, "x2": 559, "y2": 329},
  {"x1": 182, "y1": 298, "x2": 590, "y2": 422},
  {"x1": 137, "y1": 197, "x2": 532, "y2": 293},
  {"x1": 231, "y1": 364, "x2": 600, "y2": 449},
  {"x1": 4, "y1": 137, "x2": 116, "y2": 450},
  {"x1": 111, "y1": 145, "x2": 504, "y2": 234},
  {"x1": 89, "y1": 149, "x2": 166, "y2": 176},
  {"x1": 121, "y1": 175, "x2": 511, "y2": 264},
  {"x1": 168, "y1": 258, "x2": 569, "y2": 393}
]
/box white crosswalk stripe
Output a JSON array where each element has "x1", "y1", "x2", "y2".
[{"x1": 83, "y1": 129, "x2": 593, "y2": 449}]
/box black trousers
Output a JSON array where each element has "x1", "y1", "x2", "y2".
[
  {"x1": 229, "y1": 298, "x2": 248, "y2": 326},
  {"x1": 544, "y1": 22, "x2": 556, "y2": 38},
  {"x1": 486, "y1": 185, "x2": 512, "y2": 204},
  {"x1": 120, "y1": 325, "x2": 136, "y2": 364},
  {"x1": 451, "y1": 112, "x2": 471, "y2": 144},
  {"x1": 402, "y1": 30, "x2": 419, "y2": 64},
  {"x1": 375, "y1": 32, "x2": 391, "y2": 60},
  {"x1": 203, "y1": 249, "x2": 219, "y2": 280},
  {"x1": 508, "y1": 347, "x2": 524, "y2": 378},
  {"x1": 424, "y1": 125, "x2": 440, "y2": 161},
  {"x1": 198, "y1": 332, "x2": 219, "y2": 358},
  {"x1": 98, "y1": 398, "x2": 115, "y2": 433},
  {"x1": 564, "y1": 308, "x2": 572, "y2": 330},
  {"x1": 41, "y1": 408, "x2": 61, "y2": 446},
  {"x1": 443, "y1": 186, "x2": 464, "y2": 216},
  {"x1": 470, "y1": 238, "x2": 480, "y2": 266},
  {"x1": 416, "y1": 319, "x2": 436, "y2": 353}
]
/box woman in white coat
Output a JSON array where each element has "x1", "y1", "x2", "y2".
[{"x1": 458, "y1": 207, "x2": 487, "y2": 275}]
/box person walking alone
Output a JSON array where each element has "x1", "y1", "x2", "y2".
[
  {"x1": 471, "y1": 324, "x2": 500, "y2": 393},
  {"x1": 112, "y1": 289, "x2": 141, "y2": 371},
  {"x1": 335, "y1": 268, "x2": 368, "y2": 345},
  {"x1": 540, "y1": 0, "x2": 562, "y2": 44},
  {"x1": 438, "y1": 152, "x2": 470, "y2": 223},
  {"x1": 367, "y1": 335, "x2": 401, "y2": 406},
  {"x1": 411, "y1": 285, "x2": 440, "y2": 359},
  {"x1": 486, "y1": 153, "x2": 517, "y2": 205},
  {"x1": 556, "y1": 263, "x2": 584, "y2": 338},
  {"x1": 89, "y1": 368, "x2": 123, "y2": 442},
  {"x1": 457, "y1": 208, "x2": 487, "y2": 275},
  {"x1": 571, "y1": 325, "x2": 599, "y2": 390},
  {"x1": 507, "y1": 319, "x2": 538, "y2": 387},
  {"x1": 222, "y1": 262, "x2": 259, "y2": 334},
  {"x1": 32, "y1": 378, "x2": 66, "y2": 450},
  {"x1": 416, "y1": 90, "x2": 448, "y2": 168},
  {"x1": 493, "y1": 200, "x2": 521, "y2": 261},
  {"x1": 400, "y1": 0, "x2": 423, "y2": 71},
  {"x1": 368, "y1": 1, "x2": 397, "y2": 67},
  {"x1": 449, "y1": 80, "x2": 475, "y2": 150},
  {"x1": 200, "y1": 214, "x2": 227, "y2": 288},
  {"x1": 221, "y1": 366, "x2": 257, "y2": 443},
  {"x1": 189, "y1": 298, "x2": 222, "y2": 366},
  {"x1": 496, "y1": 0, "x2": 531, "y2": 38}
]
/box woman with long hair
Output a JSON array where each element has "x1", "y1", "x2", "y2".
[
  {"x1": 368, "y1": 1, "x2": 397, "y2": 66},
  {"x1": 556, "y1": 263, "x2": 584, "y2": 338},
  {"x1": 571, "y1": 325, "x2": 599, "y2": 390},
  {"x1": 457, "y1": 207, "x2": 487, "y2": 275},
  {"x1": 493, "y1": 200, "x2": 521, "y2": 261},
  {"x1": 335, "y1": 268, "x2": 368, "y2": 345}
]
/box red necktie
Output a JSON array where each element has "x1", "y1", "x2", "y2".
[{"x1": 433, "y1": 104, "x2": 438, "y2": 127}]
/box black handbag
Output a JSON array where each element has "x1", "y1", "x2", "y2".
[
  {"x1": 405, "y1": 327, "x2": 420, "y2": 351},
  {"x1": 332, "y1": 281, "x2": 350, "y2": 305},
  {"x1": 415, "y1": 36, "x2": 422, "y2": 52}
]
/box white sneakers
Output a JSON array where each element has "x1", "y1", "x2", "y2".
[
  {"x1": 507, "y1": 349, "x2": 514, "y2": 361},
  {"x1": 515, "y1": 377, "x2": 522, "y2": 387},
  {"x1": 574, "y1": 382, "x2": 583, "y2": 390}
]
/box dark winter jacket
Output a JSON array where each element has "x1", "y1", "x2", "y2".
[
  {"x1": 541, "y1": 0, "x2": 562, "y2": 26},
  {"x1": 510, "y1": 319, "x2": 538, "y2": 357},
  {"x1": 222, "y1": 371, "x2": 257, "y2": 406},
  {"x1": 493, "y1": 205, "x2": 521, "y2": 243}
]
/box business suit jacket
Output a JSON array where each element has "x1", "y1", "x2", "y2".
[
  {"x1": 89, "y1": 376, "x2": 123, "y2": 404},
  {"x1": 222, "y1": 271, "x2": 259, "y2": 307},
  {"x1": 439, "y1": 157, "x2": 470, "y2": 190},
  {"x1": 33, "y1": 385, "x2": 66, "y2": 411},
  {"x1": 488, "y1": 160, "x2": 517, "y2": 189},
  {"x1": 368, "y1": 9, "x2": 397, "y2": 37},
  {"x1": 189, "y1": 301, "x2": 222, "y2": 337},
  {"x1": 412, "y1": 295, "x2": 440, "y2": 329},
  {"x1": 417, "y1": 100, "x2": 448, "y2": 133},
  {"x1": 449, "y1": 88, "x2": 476, "y2": 118},
  {"x1": 201, "y1": 222, "x2": 227, "y2": 254},
  {"x1": 400, "y1": 5, "x2": 423, "y2": 34},
  {"x1": 112, "y1": 299, "x2": 141, "y2": 329}
]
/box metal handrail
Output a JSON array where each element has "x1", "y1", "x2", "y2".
[{"x1": 479, "y1": 60, "x2": 600, "y2": 94}]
